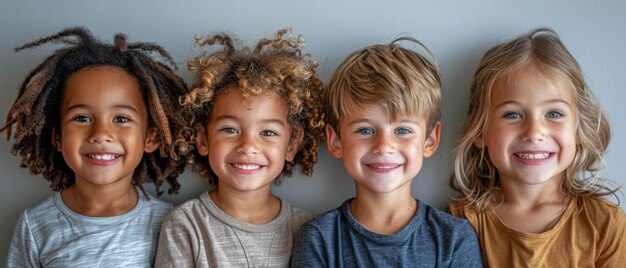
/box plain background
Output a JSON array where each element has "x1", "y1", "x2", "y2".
[{"x1": 1, "y1": 0, "x2": 625, "y2": 263}]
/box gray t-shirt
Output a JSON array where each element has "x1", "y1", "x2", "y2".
[
  {"x1": 155, "y1": 192, "x2": 312, "y2": 268},
  {"x1": 7, "y1": 189, "x2": 172, "y2": 268},
  {"x1": 291, "y1": 199, "x2": 483, "y2": 268}
]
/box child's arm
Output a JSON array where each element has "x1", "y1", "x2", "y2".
[
  {"x1": 7, "y1": 211, "x2": 40, "y2": 268},
  {"x1": 596, "y1": 208, "x2": 626, "y2": 267},
  {"x1": 290, "y1": 223, "x2": 328, "y2": 267},
  {"x1": 154, "y1": 210, "x2": 198, "y2": 268},
  {"x1": 448, "y1": 221, "x2": 484, "y2": 268}
]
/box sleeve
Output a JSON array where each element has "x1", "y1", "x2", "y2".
[
  {"x1": 447, "y1": 201, "x2": 465, "y2": 217},
  {"x1": 448, "y1": 221, "x2": 484, "y2": 268},
  {"x1": 7, "y1": 210, "x2": 40, "y2": 268},
  {"x1": 290, "y1": 222, "x2": 328, "y2": 268},
  {"x1": 154, "y1": 210, "x2": 198, "y2": 268},
  {"x1": 595, "y1": 207, "x2": 626, "y2": 267}
]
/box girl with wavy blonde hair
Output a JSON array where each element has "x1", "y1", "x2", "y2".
[{"x1": 449, "y1": 28, "x2": 625, "y2": 267}]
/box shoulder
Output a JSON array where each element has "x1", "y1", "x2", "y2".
[
  {"x1": 446, "y1": 199, "x2": 481, "y2": 224},
  {"x1": 142, "y1": 192, "x2": 173, "y2": 213},
  {"x1": 308, "y1": 205, "x2": 343, "y2": 227},
  {"x1": 578, "y1": 196, "x2": 626, "y2": 227},
  {"x1": 13, "y1": 195, "x2": 58, "y2": 237},
  {"x1": 18, "y1": 194, "x2": 66, "y2": 230},
  {"x1": 282, "y1": 200, "x2": 313, "y2": 233},
  {"x1": 420, "y1": 202, "x2": 475, "y2": 234},
  {"x1": 297, "y1": 205, "x2": 344, "y2": 237},
  {"x1": 162, "y1": 193, "x2": 209, "y2": 225},
  {"x1": 22, "y1": 195, "x2": 58, "y2": 221}
]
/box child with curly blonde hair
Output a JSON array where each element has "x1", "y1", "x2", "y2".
[
  {"x1": 449, "y1": 28, "x2": 626, "y2": 267},
  {"x1": 155, "y1": 28, "x2": 325, "y2": 267}
]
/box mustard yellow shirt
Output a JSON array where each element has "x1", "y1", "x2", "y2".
[{"x1": 449, "y1": 196, "x2": 626, "y2": 267}]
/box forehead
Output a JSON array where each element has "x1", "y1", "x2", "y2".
[
  {"x1": 62, "y1": 66, "x2": 145, "y2": 109},
  {"x1": 210, "y1": 87, "x2": 288, "y2": 120},
  {"x1": 492, "y1": 67, "x2": 574, "y2": 104},
  {"x1": 341, "y1": 103, "x2": 425, "y2": 124}
]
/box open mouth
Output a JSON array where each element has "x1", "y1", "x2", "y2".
[
  {"x1": 365, "y1": 163, "x2": 402, "y2": 173},
  {"x1": 86, "y1": 154, "x2": 120, "y2": 160},
  {"x1": 231, "y1": 163, "x2": 262, "y2": 170},
  {"x1": 367, "y1": 164, "x2": 401, "y2": 169},
  {"x1": 514, "y1": 152, "x2": 551, "y2": 160}
]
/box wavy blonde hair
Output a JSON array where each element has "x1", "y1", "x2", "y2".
[
  {"x1": 325, "y1": 37, "x2": 441, "y2": 134},
  {"x1": 180, "y1": 28, "x2": 325, "y2": 185},
  {"x1": 450, "y1": 28, "x2": 619, "y2": 211}
]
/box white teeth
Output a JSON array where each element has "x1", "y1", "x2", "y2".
[
  {"x1": 89, "y1": 154, "x2": 118, "y2": 160},
  {"x1": 232, "y1": 163, "x2": 261, "y2": 170},
  {"x1": 372, "y1": 165, "x2": 398, "y2": 169},
  {"x1": 516, "y1": 153, "x2": 550, "y2": 160}
]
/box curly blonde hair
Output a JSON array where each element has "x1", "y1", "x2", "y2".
[
  {"x1": 450, "y1": 28, "x2": 620, "y2": 211},
  {"x1": 181, "y1": 28, "x2": 325, "y2": 185}
]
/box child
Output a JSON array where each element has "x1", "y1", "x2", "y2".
[
  {"x1": 3, "y1": 27, "x2": 189, "y2": 267},
  {"x1": 155, "y1": 28, "x2": 325, "y2": 267},
  {"x1": 448, "y1": 28, "x2": 626, "y2": 267},
  {"x1": 291, "y1": 37, "x2": 482, "y2": 267}
]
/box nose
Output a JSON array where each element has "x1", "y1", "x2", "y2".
[
  {"x1": 88, "y1": 120, "x2": 114, "y2": 144},
  {"x1": 236, "y1": 133, "x2": 260, "y2": 155},
  {"x1": 373, "y1": 132, "x2": 397, "y2": 155},
  {"x1": 521, "y1": 116, "x2": 546, "y2": 143}
]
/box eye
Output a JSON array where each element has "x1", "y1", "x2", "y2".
[
  {"x1": 356, "y1": 128, "x2": 374, "y2": 136},
  {"x1": 72, "y1": 115, "x2": 91, "y2": 123},
  {"x1": 546, "y1": 111, "x2": 564, "y2": 118},
  {"x1": 113, "y1": 116, "x2": 130, "y2": 123},
  {"x1": 395, "y1": 127, "x2": 412, "y2": 135},
  {"x1": 260, "y1": 130, "x2": 278, "y2": 137},
  {"x1": 219, "y1": 127, "x2": 238, "y2": 134},
  {"x1": 503, "y1": 112, "x2": 521, "y2": 119}
]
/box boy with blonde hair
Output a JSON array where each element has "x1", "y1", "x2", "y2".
[{"x1": 291, "y1": 37, "x2": 482, "y2": 267}]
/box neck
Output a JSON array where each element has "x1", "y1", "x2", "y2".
[
  {"x1": 350, "y1": 185, "x2": 417, "y2": 235},
  {"x1": 499, "y1": 175, "x2": 566, "y2": 208},
  {"x1": 495, "y1": 175, "x2": 570, "y2": 233},
  {"x1": 61, "y1": 182, "x2": 139, "y2": 217},
  {"x1": 210, "y1": 185, "x2": 280, "y2": 224}
]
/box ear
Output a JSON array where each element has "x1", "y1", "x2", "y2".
[
  {"x1": 474, "y1": 135, "x2": 485, "y2": 149},
  {"x1": 195, "y1": 123, "x2": 209, "y2": 156},
  {"x1": 144, "y1": 127, "x2": 160, "y2": 153},
  {"x1": 325, "y1": 124, "x2": 343, "y2": 158},
  {"x1": 285, "y1": 127, "x2": 304, "y2": 162},
  {"x1": 422, "y1": 122, "x2": 441, "y2": 158}
]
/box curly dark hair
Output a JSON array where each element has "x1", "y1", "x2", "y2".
[
  {"x1": 0, "y1": 27, "x2": 190, "y2": 196},
  {"x1": 181, "y1": 28, "x2": 325, "y2": 185}
]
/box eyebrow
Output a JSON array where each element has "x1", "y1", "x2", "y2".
[
  {"x1": 494, "y1": 99, "x2": 572, "y2": 109},
  {"x1": 213, "y1": 115, "x2": 287, "y2": 126},
  {"x1": 347, "y1": 118, "x2": 420, "y2": 126},
  {"x1": 64, "y1": 104, "x2": 139, "y2": 113}
]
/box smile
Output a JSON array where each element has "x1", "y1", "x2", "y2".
[
  {"x1": 515, "y1": 152, "x2": 550, "y2": 160},
  {"x1": 231, "y1": 163, "x2": 262, "y2": 170},
  {"x1": 367, "y1": 164, "x2": 401, "y2": 169},
  {"x1": 365, "y1": 162, "x2": 402, "y2": 173},
  {"x1": 87, "y1": 154, "x2": 120, "y2": 160}
]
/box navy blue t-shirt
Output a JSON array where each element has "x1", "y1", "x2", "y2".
[{"x1": 291, "y1": 199, "x2": 483, "y2": 268}]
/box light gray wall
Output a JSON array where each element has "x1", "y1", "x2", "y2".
[{"x1": 1, "y1": 0, "x2": 625, "y2": 262}]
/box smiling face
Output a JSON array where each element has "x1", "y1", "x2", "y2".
[
  {"x1": 196, "y1": 88, "x2": 302, "y2": 194},
  {"x1": 58, "y1": 66, "x2": 159, "y2": 189},
  {"x1": 326, "y1": 104, "x2": 440, "y2": 195},
  {"x1": 479, "y1": 67, "x2": 577, "y2": 188}
]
